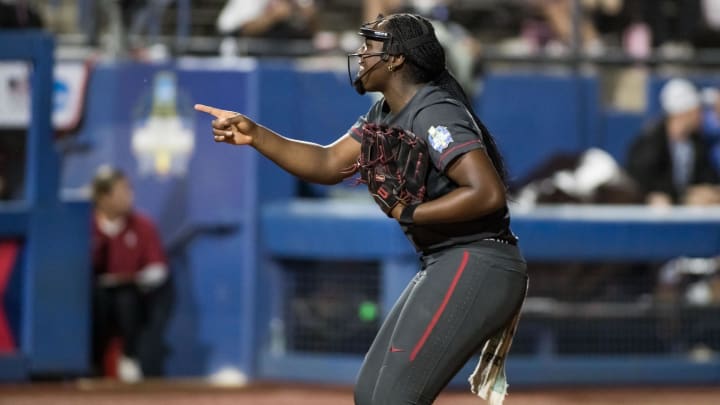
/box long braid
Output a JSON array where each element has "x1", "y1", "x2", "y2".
[
  {"x1": 385, "y1": 14, "x2": 508, "y2": 185},
  {"x1": 433, "y1": 70, "x2": 509, "y2": 184}
]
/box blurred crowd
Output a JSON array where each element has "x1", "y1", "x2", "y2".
[
  {"x1": 0, "y1": 0, "x2": 718, "y2": 125},
  {"x1": 0, "y1": 0, "x2": 719, "y2": 62},
  {"x1": 1, "y1": 0, "x2": 719, "y2": 118}
]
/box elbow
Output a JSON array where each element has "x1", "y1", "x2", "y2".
[
  {"x1": 320, "y1": 168, "x2": 349, "y2": 185},
  {"x1": 309, "y1": 172, "x2": 347, "y2": 186},
  {"x1": 318, "y1": 177, "x2": 344, "y2": 186},
  {"x1": 487, "y1": 194, "x2": 506, "y2": 213},
  {"x1": 477, "y1": 187, "x2": 506, "y2": 215},
  {"x1": 321, "y1": 152, "x2": 357, "y2": 185}
]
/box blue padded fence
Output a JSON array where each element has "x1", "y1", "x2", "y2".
[{"x1": 0, "y1": 31, "x2": 90, "y2": 380}]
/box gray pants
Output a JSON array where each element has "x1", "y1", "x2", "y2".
[{"x1": 354, "y1": 241, "x2": 528, "y2": 405}]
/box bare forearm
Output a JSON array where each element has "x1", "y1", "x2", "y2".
[
  {"x1": 196, "y1": 103, "x2": 357, "y2": 183},
  {"x1": 411, "y1": 187, "x2": 505, "y2": 225},
  {"x1": 252, "y1": 125, "x2": 345, "y2": 184}
]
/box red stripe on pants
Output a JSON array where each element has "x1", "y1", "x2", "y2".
[{"x1": 410, "y1": 251, "x2": 469, "y2": 361}]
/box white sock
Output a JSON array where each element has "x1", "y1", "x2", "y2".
[{"x1": 118, "y1": 356, "x2": 143, "y2": 383}]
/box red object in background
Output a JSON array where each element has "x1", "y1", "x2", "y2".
[
  {"x1": 0, "y1": 241, "x2": 19, "y2": 353},
  {"x1": 104, "y1": 337, "x2": 123, "y2": 378}
]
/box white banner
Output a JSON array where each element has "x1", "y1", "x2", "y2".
[{"x1": 0, "y1": 61, "x2": 88, "y2": 131}]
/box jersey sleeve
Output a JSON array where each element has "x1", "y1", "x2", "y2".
[
  {"x1": 412, "y1": 101, "x2": 486, "y2": 172},
  {"x1": 345, "y1": 99, "x2": 385, "y2": 142},
  {"x1": 346, "y1": 116, "x2": 367, "y2": 143}
]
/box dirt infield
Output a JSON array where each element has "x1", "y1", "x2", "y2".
[{"x1": 1, "y1": 381, "x2": 719, "y2": 405}]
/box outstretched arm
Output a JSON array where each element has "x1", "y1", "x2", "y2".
[{"x1": 195, "y1": 104, "x2": 360, "y2": 185}]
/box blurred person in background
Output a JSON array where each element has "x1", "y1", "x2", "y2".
[
  {"x1": 89, "y1": 0, "x2": 174, "y2": 59},
  {"x1": 216, "y1": 0, "x2": 317, "y2": 56},
  {"x1": 125, "y1": 0, "x2": 174, "y2": 55},
  {"x1": 624, "y1": 79, "x2": 720, "y2": 356},
  {"x1": 702, "y1": 86, "x2": 720, "y2": 139},
  {"x1": 91, "y1": 166, "x2": 172, "y2": 382},
  {"x1": 620, "y1": 0, "x2": 720, "y2": 57},
  {"x1": 626, "y1": 78, "x2": 720, "y2": 206},
  {"x1": 0, "y1": 0, "x2": 43, "y2": 29},
  {"x1": 701, "y1": 86, "x2": 720, "y2": 170},
  {"x1": 363, "y1": 0, "x2": 403, "y2": 23},
  {"x1": 524, "y1": 0, "x2": 608, "y2": 55}
]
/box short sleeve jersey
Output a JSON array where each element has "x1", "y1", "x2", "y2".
[
  {"x1": 347, "y1": 84, "x2": 516, "y2": 253},
  {"x1": 92, "y1": 211, "x2": 168, "y2": 276}
]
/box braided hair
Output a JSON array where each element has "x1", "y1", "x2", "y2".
[{"x1": 383, "y1": 14, "x2": 508, "y2": 185}]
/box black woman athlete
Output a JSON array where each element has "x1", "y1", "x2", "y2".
[{"x1": 196, "y1": 13, "x2": 528, "y2": 405}]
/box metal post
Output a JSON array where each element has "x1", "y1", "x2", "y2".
[
  {"x1": 570, "y1": 0, "x2": 582, "y2": 65},
  {"x1": 176, "y1": 0, "x2": 191, "y2": 54}
]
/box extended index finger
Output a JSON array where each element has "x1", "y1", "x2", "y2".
[{"x1": 194, "y1": 103, "x2": 225, "y2": 117}]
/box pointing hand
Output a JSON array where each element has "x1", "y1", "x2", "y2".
[{"x1": 194, "y1": 103, "x2": 259, "y2": 146}]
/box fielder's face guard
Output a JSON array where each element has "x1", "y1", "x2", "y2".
[
  {"x1": 347, "y1": 15, "x2": 391, "y2": 89},
  {"x1": 346, "y1": 14, "x2": 435, "y2": 93}
]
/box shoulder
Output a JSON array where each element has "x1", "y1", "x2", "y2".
[
  {"x1": 414, "y1": 86, "x2": 468, "y2": 119},
  {"x1": 417, "y1": 85, "x2": 460, "y2": 108},
  {"x1": 411, "y1": 88, "x2": 477, "y2": 137}
]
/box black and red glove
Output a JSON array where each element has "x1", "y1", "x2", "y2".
[{"x1": 355, "y1": 123, "x2": 430, "y2": 217}]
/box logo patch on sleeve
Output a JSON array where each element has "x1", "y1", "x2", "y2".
[{"x1": 428, "y1": 125, "x2": 453, "y2": 152}]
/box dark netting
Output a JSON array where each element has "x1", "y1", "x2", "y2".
[{"x1": 280, "y1": 260, "x2": 381, "y2": 354}]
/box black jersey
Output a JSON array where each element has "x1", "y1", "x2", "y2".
[{"x1": 347, "y1": 84, "x2": 517, "y2": 253}]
